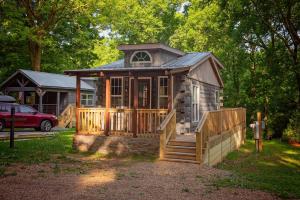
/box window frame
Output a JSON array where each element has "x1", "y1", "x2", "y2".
[
  {"x1": 110, "y1": 77, "x2": 123, "y2": 108},
  {"x1": 191, "y1": 84, "x2": 200, "y2": 122},
  {"x1": 158, "y1": 76, "x2": 169, "y2": 109},
  {"x1": 81, "y1": 94, "x2": 94, "y2": 106},
  {"x1": 130, "y1": 51, "x2": 152, "y2": 64}
]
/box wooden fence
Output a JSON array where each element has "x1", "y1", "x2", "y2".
[
  {"x1": 195, "y1": 108, "x2": 246, "y2": 165},
  {"x1": 77, "y1": 108, "x2": 168, "y2": 135}
]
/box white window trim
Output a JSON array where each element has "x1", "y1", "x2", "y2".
[
  {"x1": 158, "y1": 76, "x2": 169, "y2": 109},
  {"x1": 130, "y1": 51, "x2": 152, "y2": 64},
  {"x1": 81, "y1": 93, "x2": 94, "y2": 106},
  {"x1": 110, "y1": 77, "x2": 124, "y2": 108},
  {"x1": 192, "y1": 84, "x2": 200, "y2": 122},
  {"x1": 129, "y1": 77, "x2": 152, "y2": 109}
]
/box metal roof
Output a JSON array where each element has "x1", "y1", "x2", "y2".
[
  {"x1": 161, "y1": 52, "x2": 211, "y2": 68},
  {"x1": 64, "y1": 52, "x2": 213, "y2": 73},
  {"x1": 2, "y1": 69, "x2": 95, "y2": 91}
]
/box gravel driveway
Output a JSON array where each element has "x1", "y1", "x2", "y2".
[{"x1": 0, "y1": 159, "x2": 281, "y2": 200}]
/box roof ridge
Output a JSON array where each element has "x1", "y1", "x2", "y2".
[{"x1": 20, "y1": 69, "x2": 70, "y2": 77}]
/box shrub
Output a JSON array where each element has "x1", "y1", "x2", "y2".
[{"x1": 282, "y1": 110, "x2": 300, "y2": 143}]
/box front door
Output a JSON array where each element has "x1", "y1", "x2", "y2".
[{"x1": 130, "y1": 79, "x2": 151, "y2": 109}]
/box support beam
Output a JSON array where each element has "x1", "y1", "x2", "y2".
[
  {"x1": 56, "y1": 92, "x2": 60, "y2": 116},
  {"x1": 133, "y1": 76, "x2": 138, "y2": 137},
  {"x1": 168, "y1": 74, "x2": 173, "y2": 112},
  {"x1": 36, "y1": 88, "x2": 46, "y2": 113},
  {"x1": 104, "y1": 77, "x2": 111, "y2": 136},
  {"x1": 75, "y1": 76, "x2": 81, "y2": 134}
]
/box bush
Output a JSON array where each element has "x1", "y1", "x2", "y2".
[
  {"x1": 282, "y1": 110, "x2": 300, "y2": 143},
  {"x1": 282, "y1": 125, "x2": 299, "y2": 143}
]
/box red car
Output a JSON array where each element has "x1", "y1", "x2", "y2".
[{"x1": 0, "y1": 103, "x2": 58, "y2": 132}]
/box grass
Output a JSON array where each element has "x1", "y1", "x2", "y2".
[
  {"x1": 0, "y1": 130, "x2": 74, "y2": 166},
  {"x1": 215, "y1": 139, "x2": 300, "y2": 199}
]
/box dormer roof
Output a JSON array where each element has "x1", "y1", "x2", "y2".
[{"x1": 118, "y1": 43, "x2": 185, "y2": 56}]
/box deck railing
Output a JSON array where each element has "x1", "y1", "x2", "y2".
[
  {"x1": 195, "y1": 108, "x2": 246, "y2": 164},
  {"x1": 77, "y1": 108, "x2": 168, "y2": 135}
]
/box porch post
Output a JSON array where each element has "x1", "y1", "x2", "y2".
[
  {"x1": 56, "y1": 91, "x2": 60, "y2": 116},
  {"x1": 76, "y1": 76, "x2": 81, "y2": 134},
  {"x1": 36, "y1": 88, "x2": 46, "y2": 113},
  {"x1": 104, "y1": 76, "x2": 111, "y2": 136},
  {"x1": 132, "y1": 76, "x2": 138, "y2": 137},
  {"x1": 168, "y1": 74, "x2": 173, "y2": 112}
]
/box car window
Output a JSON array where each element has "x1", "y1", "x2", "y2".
[
  {"x1": 19, "y1": 105, "x2": 35, "y2": 113},
  {"x1": 0, "y1": 105, "x2": 11, "y2": 112}
]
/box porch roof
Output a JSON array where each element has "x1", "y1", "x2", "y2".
[
  {"x1": 64, "y1": 52, "x2": 215, "y2": 75},
  {"x1": 1, "y1": 69, "x2": 95, "y2": 91}
]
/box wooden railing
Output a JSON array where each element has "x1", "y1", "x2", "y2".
[
  {"x1": 58, "y1": 104, "x2": 75, "y2": 128},
  {"x1": 158, "y1": 109, "x2": 176, "y2": 159},
  {"x1": 78, "y1": 108, "x2": 106, "y2": 134},
  {"x1": 195, "y1": 108, "x2": 246, "y2": 163},
  {"x1": 77, "y1": 108, "x2": 168, "y2": 135}
]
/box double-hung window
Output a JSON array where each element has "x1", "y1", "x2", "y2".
[
  {"x1": 111, "y1": 77, "x2": 123, "y2": 108},
  {"x1": 158, "y1": 77, "x2": 168, "y2": 109},
  {"x1": 81, "y1": 94, "x2": 94, "y2": 106},
  {"x1": 192, "y1": 85, "x2": 200, "y2": 122}
]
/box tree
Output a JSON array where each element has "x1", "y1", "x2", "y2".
[{"x1": 0, "y1": 0, "x2": 98, "y2": 72}]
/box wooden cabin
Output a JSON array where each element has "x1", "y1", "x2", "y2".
[
  {"x1": 65, "y1": 43, "x2": 246, "y2": 165},
  {"x1": 0, "y1": 69, "x2": 96, "y2": 116}
]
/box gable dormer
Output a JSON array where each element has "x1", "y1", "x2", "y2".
[{"x1": 118, "y1": 43, "x2": 185, "y2": 68}]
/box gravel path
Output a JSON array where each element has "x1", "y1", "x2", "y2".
[{"x1": 0, "y1": 160, "x2": 281, "y2": 200}]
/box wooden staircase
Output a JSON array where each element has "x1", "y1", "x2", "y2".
[
  {"x1": 58, "y1": 104, "x2": 75, "y2": 128},
  {"x1": 162, "y1": 139, "x2": 200, "y2": 164}
]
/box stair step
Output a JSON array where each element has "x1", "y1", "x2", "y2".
[
  {"x1": 165, "y1": 152, "x2": 196, "y2": 160},
  {"x1": 168, "y1": 140, "x2": 196, "y2": 147},
  {"x1": 161, "y1": 158, "x2": 200, "y2": 164},
  {"x1": 166, "y1": 145, "x2": 196, "y2": 153}
]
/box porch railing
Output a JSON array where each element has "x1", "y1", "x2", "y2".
[{"x1": 77, "y1": 108, "x2": 168, "y2": 135}]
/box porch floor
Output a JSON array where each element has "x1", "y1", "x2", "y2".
[{"x1": 174, "y1": 133, "x2": 196, "y2": 142}]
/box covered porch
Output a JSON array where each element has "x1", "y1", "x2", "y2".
[{"x1": 71, "y1": 69, "x2": 180, "y2": 137}]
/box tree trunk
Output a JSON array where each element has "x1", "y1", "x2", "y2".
[{"x1": 29, "y1": 39, "x2": 42, "y2": 71}]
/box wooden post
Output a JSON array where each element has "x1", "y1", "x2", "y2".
[
  {"x1": 167, "y1": 74, "x2": 173, "y2": 112},
  {"x1": 133, "y1": 76, "x2": 138, "y2": 137},
  {"x1": 257, "y1": 112, "x2": 263, "y2": 152},
  {"x1": 36, "y1": 88, "x2": 46, "y2": 113},
  {"x1": 75, "y1": 76, "x2": 81, "y2": 134},
  {"x1": 104, "y1": 77, "x2": 111, "y2": 136},
  {"x1": 196, "y1": 130, "x2": 202, "y2": 163},
  {"x1": 10, "y1": 107, "x2": 15, "y2": 148},
  {"x1": 56, "y1": 92, "x2": 60, "y2": 116}
]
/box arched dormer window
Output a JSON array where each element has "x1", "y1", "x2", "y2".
[{"x1": 130, "y1": 51, "x2": 152, "y2": 64}]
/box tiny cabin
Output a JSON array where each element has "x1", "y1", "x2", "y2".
[{"x1": 65, "y1": 43, "x2": 246, "y2": 165}]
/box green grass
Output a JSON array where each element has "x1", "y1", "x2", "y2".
[
  {"x1": 0, "y1": 131, "x2": 74, "y2": 166},
  {"x1": 215, "y1": 139, "x2": 300, "y2": 199}
]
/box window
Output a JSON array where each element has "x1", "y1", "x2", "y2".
[
  {"x1": 81, "y1": 94, "x2": 94, "y2": 106},
  {"x1": 130, "y1": 51, "x2": 152, "y2": 63},
  {"x1": 215, "y1": 90, "x2": 219, "y2": 104},
  {"x1": 19, "y1": 105, "x2": 36, "y2": 113},
  {"x1": 158, "y1": 77, "x2": 168, "y2": 109},
  {"x1": 111, "y1": 77, "x2": 123, "y2": 107},
  {"x1": 192, "y1": 85, "x2": 199, "y2": 122}
]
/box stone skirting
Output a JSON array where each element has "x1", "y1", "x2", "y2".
[{"x1": 73, "y1": 134, "x2": 160, "y2": 156}]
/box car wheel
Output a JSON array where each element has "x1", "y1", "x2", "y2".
[
  {"x1": 0, "y1": 120, "x2": 4, "y2": 131},
  {"x1": 40, "y1": 120, "x2": 52, "y2": 132}
]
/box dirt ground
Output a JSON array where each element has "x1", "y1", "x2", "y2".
[{"x1": 0, "y1": 158, "x2": 281, "y2": 200}]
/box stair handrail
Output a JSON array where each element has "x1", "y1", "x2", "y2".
[
  {"x1": 58, "y1": 104, "x2": 75, "y2": 128},
  {"x1": 158, "y1": 109, "x2": 176, "y2": 159}
]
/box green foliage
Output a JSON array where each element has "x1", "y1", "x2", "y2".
[{"x1": 216, "y1": 139, "x2": 300, "y2": 198}]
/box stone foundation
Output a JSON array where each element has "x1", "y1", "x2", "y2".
[{"x1": 73, "y1": 134, "x2": 160, "y2": 156}]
